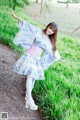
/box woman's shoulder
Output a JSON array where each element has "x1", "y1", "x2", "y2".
[{"x1": 37, "y1": 29, "x2": 46, "y2": 37}]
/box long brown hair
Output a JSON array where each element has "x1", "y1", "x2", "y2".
[{"x1": 42, "y1": 22, "x2": 58, "y2": 52}]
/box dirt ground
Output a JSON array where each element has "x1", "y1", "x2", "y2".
[
  {"x1": 24, "y1": 3, "x2": 80, "y2": 39},
  {"x1": 0, "y1": 44, "x2": 42, "y2": 120}
]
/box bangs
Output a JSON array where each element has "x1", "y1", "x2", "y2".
[{"x1": 49, "y1": 25, "x2": 56, "y2": 30}]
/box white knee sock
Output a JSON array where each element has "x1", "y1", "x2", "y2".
[
  {"x1": 26, "y1": 75, "x2": 35, "y2": 100},
  {"x1": 32, "y1": 78, "x2": 35, "y2": 90},
  {"x1": 25, "y1": 76, "x2": 38, "y2": 109}
]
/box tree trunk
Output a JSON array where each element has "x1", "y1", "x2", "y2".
[
  {"x1": 66, "y1": 0, "x2": 70, "y2": 8},
  {"x1": 36, "y1": 0, "x2": 38, "y2": 3},
  {"x1": 40, "y1": 0, "x2": 43, "y2": 14}
]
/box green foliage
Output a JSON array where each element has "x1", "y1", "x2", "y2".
[
  {"x1": 0, "y1": 0, "x2": 30, "y2": 9},
  {"x1": 0, "y1": 0, "x2": 9, "y2": 6}
]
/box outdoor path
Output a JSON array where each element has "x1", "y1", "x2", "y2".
[{"x1": 0, "y1": 44, "x2": 42, "y2": 120}]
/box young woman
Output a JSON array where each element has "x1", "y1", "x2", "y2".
[{"x1": 10, "y1": 8, "x2": 61, "y2": 110}]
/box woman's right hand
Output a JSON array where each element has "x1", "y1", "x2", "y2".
[
  {"x1": 10, "y1": 8, "x2": 16, "y2": 19},
  {"x1": 10, "y1": 8, "x2": 13, "y2": 13}
]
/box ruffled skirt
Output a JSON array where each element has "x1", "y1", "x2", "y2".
[{"x1": 12, "y1": 53, "x2": 45, "y2": 80}]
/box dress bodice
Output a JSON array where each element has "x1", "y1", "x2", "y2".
[{"x1": 33, "y1": 29, "x2": 53, "y2": 52}]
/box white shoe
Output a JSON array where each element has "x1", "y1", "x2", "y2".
[{"x1": 25, "y1": 97, "x2": 38, "y2": 110}]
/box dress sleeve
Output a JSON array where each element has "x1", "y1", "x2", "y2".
[
  {"x1": 18, "y1": 19, "x2": 40, "y2": 36},
  {"x1": 40, "y1": 49, "x2": 61, "y2": 70},
  {"x1": 53, "y1": 49, "x2": 61, "y2": 61},
  {"x1": 13, "y1": 19, "x2": 41, "y2": 50}
]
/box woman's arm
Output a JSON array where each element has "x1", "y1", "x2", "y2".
[{"x1": 10, "y1": 8, "x2": 22, "y2": 21}]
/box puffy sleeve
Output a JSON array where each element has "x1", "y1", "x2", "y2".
[
  {"x1": 13, "y1": 19, "x2": 41, "y2": 50},
  {"x1": 40, "y1": 49, "x2": 61, "y2": 70},
  {"x1": 18, "y1": 19, "x2": 40, "y2": 35}
]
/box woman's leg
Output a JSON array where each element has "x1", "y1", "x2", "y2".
[
  {"x1": 32, "y1": 77, "x2": 36, "y2": 90},
  {"x1": 26, "y1": 76, "x2": 35, "y2": 99},
  {"x1": 25, "y1": 77, "x2": 35, "y2": 100},
  {"x1": 25, "y1": 75, "x2": 38, "y2": 110},
  {"x1": 26, "y1": 75, "x2": 33, "y2": 99}
]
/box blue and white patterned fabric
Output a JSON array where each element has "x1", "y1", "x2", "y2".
[{"x1": 12, "y1": 19, "x2": 61, "y2": 80}]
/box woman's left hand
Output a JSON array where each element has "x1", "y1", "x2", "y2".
[{"x1": 54, "y1": 49, "x2": 61, "y2": 60}]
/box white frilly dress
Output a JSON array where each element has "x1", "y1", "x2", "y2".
[{"x1": 12, "y1": 19, "x2": 61, "y2": 80}]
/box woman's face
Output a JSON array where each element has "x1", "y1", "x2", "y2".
[{"x1": 46, "y1": 26, "x2": 54, "y2": 35}]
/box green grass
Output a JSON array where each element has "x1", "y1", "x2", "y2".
[
  {"x1": 0, "y1": 6, "x2": 80, "y2": 120},
  {"x1": 0, "y1": 0, "x2": 29, "y2": 9},
  {"x1": 0, "y1": 0, "x2": 9, "y2": 6},
  {"x1": 34, "y1": 35, "x2": 80, "y2": 120}
]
